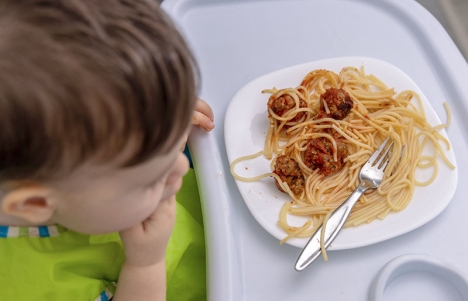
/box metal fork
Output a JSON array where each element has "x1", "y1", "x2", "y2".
[{"x1": 295, "y1": 137, "x2": 394, "y2": 271}]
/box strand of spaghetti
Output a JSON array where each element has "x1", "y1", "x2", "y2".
[
  {"x1": 367, "y1": 74, "x2": 390, "y2": 89},
  {"x1": 321, "y1": 171, "x2": 350, "y2": 204},
  {"x1": 302, "y1": 69, "x2": 339, "y2": 89},
  {"x1": 378, "y1": 108, "x2": 426, "y2": 125},
  {"x1": 279, "y1": 219, "x2": 312, "y2": 245},
  {"x1": 278, "y1": 202, "x2": 289, "y2": 229},
  {"x1": 342, "y1": 88, "x2": 368, "y2": 114},
  {"x1": 379, "y1": 140, "x2": 403, "y2": 181},
  {"x1": 393, "y1": 188, "x2": 414, "y2": 210},
  {"x1": 377, "y1": 208, "x2": 392, "y2": 220},
  {"x1": 352, "y1": 128, "x2": 368, "y2": 142},
  {"x1": 294, "y1": 139, "x2": 310, "y2": 152},
  {"x1": 345, "y1": 149, "x2": 372, "y2": 161},
  {"x1": 385, "y1": 179, "x2": 415, "y2": 211},
  {"x1": 278, "y1": 204, "x2": 320, "y2": 238},
  {"x1": 287, "y1": 118, "x2": 341, "y2": 131},
  {"x1": 348, "y1": 156, "x2": 369, "y2": 171},
  {"x1": 288, "y1": 117, "x2": 374, "y2": 132},
  {"x1": 414, "y1": 157, "x2": 439, "y2": 186},
  {"x1": 416, "y1": 131, "x2": 455, "y2": 169},
  {"x1": 442, "y1": 101, "x2": 451, "y2": 127},
  {"x1": 304, "y1": 170, "x2": 323, "y2": 205},
  {"x1": 289, "y1": 206, "x2": 334, "y2": 215},
  {"x1": 294, "y1": 152, "x2": 313, "y2": 177},
  {"x1": 352, "y1": 192, "x2": 387, "y2": 214},
  {"x1": 262, "y1": 87, "x2": 279, "y2": 94},
  {"x1": 358, "y1": 194, "x2": 371, "y2": 206},
  {"x1": 431, "y1": 132, "x2": 451, "y2": 151},
  {"x1": 264, "y1": 127, "x2": 274, "y2": 159},
  {"x1": 331, "y1": 124, "x2": 373, "y2": 150},
  {"x1": 317, "y1": 168, "x2": 349, "y2": 204},
  {"x1": 372, "y1": 120, "x2": 408, "y2": 129},
  {"x1": 353, "y1": 196, "x2": 389, "y2": 215},
  {"x1": 229, "y1": 150, "x2": 266, "y2": 181},
  {"x1": 351, "y1": 109, "x2": 390, "y2": 135},
  {"x1": 347, "y1": 88, "x2": 396, "y2": 100},
  {"x1": 320, "y1": 210, "x2": 333, "y2": 261},
  {"x1": 278, "y1": 203, "x2": 306, "y2": 237},
  {"x1": 322, "y1": 98, "x2": 331, "y2": 114},
  {"x1": 417, "y1": 154, "x2": 437, "y2": 169},
  {"x1": 428, "y1": 102, "x2": 451, "y2": 150},
  {"x1": 386, "y1": 189, "x2": 413, "y2": 214},
  {"x1": 358, "y1": 102, "x2": 394, "y2": 110},
  {"x1": 354, "y1": 194, "x2": 398, "y2": 223},
  {"x1": 346, "y1": 201, "x2": 388, "y2": 227},
  {"x1": 379, "y1": 111, "x2": 416, "y2": 122},
  {"x1": 403, "y1": 90, "x2": 426, "y2": 117},
  {"x1": 378, "y1": 157, "x2": 412, "y2": 194},
  {"x1": 347, "y1": 167, "x2": 360, "y2": 189},
  {"x1": 343, "y1": 79, "x2": 383, "y2": 90},
  {"x1": 379, "y1": 189, "x2": 411, "y2": 220},
  {"x1": 267, "y1": 107, "x2": 315, "y2": 122},
  {"x1": 343, "y1": 127, "x2": 361, "y2": 141}
]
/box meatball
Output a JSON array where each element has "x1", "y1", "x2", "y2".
[
  {"x1": 273, "y1": 155, "x2": 305, "y2": 196},
  {"x1": 316, "y1": 88, "x2": 353, "y2": 120},
  {"x1": 268, "y1": 93, "x2": 307, "y2": 124},
  {"x1": 304, "y1": 137, "x2": 348, "y2": 176}
]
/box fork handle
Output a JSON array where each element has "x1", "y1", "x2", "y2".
[{"x1": 295, "y1": 181, "x2": 370, "y2": 271}]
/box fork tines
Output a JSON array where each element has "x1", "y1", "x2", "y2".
[{"x1": 369, "y1": 137, "x2": 394, "y2": 169}]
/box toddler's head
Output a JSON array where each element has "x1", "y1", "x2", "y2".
[{"x1": 0, "y1": 0, "x2": 198, "y2": 233}]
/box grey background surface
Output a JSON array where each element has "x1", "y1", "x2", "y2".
[{"x1": 416, "y1": 0, "x2": 468, "y2": 60}]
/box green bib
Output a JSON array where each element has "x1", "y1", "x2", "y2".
[{"x1": 0, "y1": 168, "x2": 206, "y2": 300}]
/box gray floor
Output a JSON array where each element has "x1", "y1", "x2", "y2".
[{"x1": 416, "y1": 0, "x2": 468, "y2": 60}]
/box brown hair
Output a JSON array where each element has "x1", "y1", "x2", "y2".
[{"x1": 0, "y1": 0, "x2": 198, "y2": 182}]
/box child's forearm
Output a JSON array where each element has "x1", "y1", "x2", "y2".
[{"x1": 113, "y1": 260, "x2": 166, "y2": 301}]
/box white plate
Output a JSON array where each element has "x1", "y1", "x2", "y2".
[{"x1": 224, "y1": 56, "x2": 458, "y2": 250}]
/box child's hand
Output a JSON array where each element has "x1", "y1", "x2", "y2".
[
  {"x1": 114, "y1": 197, "x2": 176, "y2": 300},
  {"x1": 119, "y1": 196, "x2": 176, "y2": 266},
  {"x1": 192, "y1": 98, "x2": 214, "y2": 132}
]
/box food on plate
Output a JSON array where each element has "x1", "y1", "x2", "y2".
[
  {"x1": 273, "y1": 155, "x2": 305, "y2": 196},
  {"x1": 315, "y1": 87, "x2": 353, "y2": 120},
  {"x1": 304, "y1": 136, "x2": 348, "y2": 177},
  {"x1": 230, "y1": 66, "x2": 455, "y2": 243}
]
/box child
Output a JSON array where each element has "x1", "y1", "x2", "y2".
[{"x1": 0, "y1": 0, "x2": 214, "y2": 300}]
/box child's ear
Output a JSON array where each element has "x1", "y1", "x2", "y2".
[{"x1": 1, "y1": 186, "x2": 56, "y2": 223}]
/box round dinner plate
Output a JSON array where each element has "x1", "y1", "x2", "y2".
[{"x1": 224, "y1": 56, "x2": 458, "y2": 250}]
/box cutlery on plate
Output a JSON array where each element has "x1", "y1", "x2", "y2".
[{"x1": 295, "y1": 137, "x2": 394, "y2": 271}]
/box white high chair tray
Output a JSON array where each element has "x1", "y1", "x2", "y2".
[{"x1": 162, "y1": 0, "x2": 468, "y2": 300}]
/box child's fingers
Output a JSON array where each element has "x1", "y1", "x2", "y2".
[
  {"x1": 194, "y1": 98, "x2": 214, "y2": 122},
  {"x1": 119, "y1": 197, "x2": 177, "y2": 265},
  {"x1": 142, "y1": 197, "x2": 176, "y2": 234},
  {"x1": 192, "y1": 111, "x2": 215, "y2": 131}
]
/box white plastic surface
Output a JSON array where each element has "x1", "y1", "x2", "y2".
[
  {"x1": 162, "y1": 0, "x2": 468, "y2": 300},
  {"x1": 369, "y1": 254, "x2": 468, "y2": 301}
]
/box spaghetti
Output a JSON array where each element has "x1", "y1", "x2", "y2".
[{"x1": 230, "y1": 66, "x2": 454, "y2": 245}]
